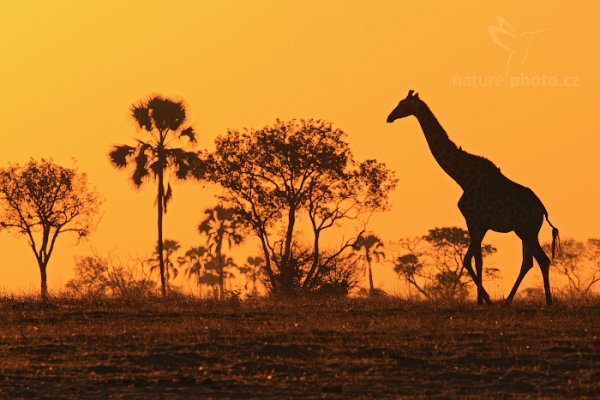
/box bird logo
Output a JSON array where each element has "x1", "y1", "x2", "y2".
[{"x1": 488, "y1": 16, "x2": 550, "y2": 77}]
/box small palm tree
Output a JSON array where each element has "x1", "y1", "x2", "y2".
[
  {"x1": 109, "y1": 95, "x2": 203, "y2": 297},
  {"x1": 200, "y1": 257, "x2": 221, "y2": 299},
  {"x1": 198, "y1": 205, "x2": 246, "y2": 299},
  {"x1": 352, "y1": 233, "x2": 385, "y2": 292},
  {"x1": 238, "y1": 256, "x2": 265, "y2": 296},
  {"x1": 149, "y1": 239, "x2": 181, "y2": 295},
  {"x1": 178, "y1": 246, "x2": 212, "y2": 297}
]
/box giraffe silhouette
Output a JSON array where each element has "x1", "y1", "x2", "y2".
[{"x1": 387, "y1": 90, "x2": 559, "y2": 305}]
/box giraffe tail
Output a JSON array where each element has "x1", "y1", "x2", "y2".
[{"x1": 544, "y1": 213, "x2": 561, "y2": 258}]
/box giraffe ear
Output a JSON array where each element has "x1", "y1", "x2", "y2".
[
  {"x1": 414, "y1": 92, "x2": 420, "y2": 99},
  {"x1": 407, "y1": 90, "x2": 414, "y2": 98}
]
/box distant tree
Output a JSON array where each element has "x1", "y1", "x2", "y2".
[
  {"x1": 394, "y1": 253, "x2": 429, "y2": 299},
  {"x1": 0, "y1": 159, "x2": 101, "y2": 299},
  {"x1": 177, "y1": 245, "x2": 236, "y2": 298},
  {"x1": 198, "y1": 258, "x2": 221, "y2": 298},
  {"x1": 237, "y1": 256, "x2": 266, "y2": 296},
  {"x1": 423, "y1": 227, "x2": 497, "y2": 300},
  {"x1": 543, "y1": 238, "x2": 600, "y2": 298},
  {"x1": 178, "y1": 246, "x2": 212, "y2": 297},
  {"x1": 66, "y1": 253, "x2": 155, "y2": 299},
  {"x1": 352, "y1": 234, "x2": 385, "y2": 292},
  {"x1": 148, "y1": 239, "x2": 181, "y2": 295},
  {"x1": 393, "y1": 227, "x2": 497, "y2": 300},
  {"x1": 198, "y1": 205, "x2": 246, "y2": 299},
  {"x1": 587, "y1": 238, "x2": 600, "y2": 289},
  {"x1": 109, "y1": 95, "x2": 204, "y2": 298},
  {"x1": 208, "y1": 119, "x2": 396, "y2": 294}
]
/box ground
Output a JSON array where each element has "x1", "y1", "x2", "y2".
[{"x1": 0, "y1": 296, "x2": 598, "y2": 399}]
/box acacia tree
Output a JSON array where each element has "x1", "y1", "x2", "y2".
[
  {"x1": 198, "y1": 205, "x2": 246, "y2": 299},
  {"x1": 393, "y1": 227, "x2": 497, "y2": 300},
  {"x1": 109, "y1": 95, "x2": 204, "y2": 297},
  {"x1": 394, "y1": 253, "x2": 429, "y2": 298},
  {"x1": 0, "y1": 159, "x2": 101, "y2": 299},
  {"x1": 424, "y1": 227, "x2": 497, "y2": 299},
  {"x1": 208, "y1": 119, "x2": 396, "y2": 294}
]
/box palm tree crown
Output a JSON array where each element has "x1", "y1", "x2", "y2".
[
  {"x1": 198, "y1": 205, "x2": 246, "y2": 252},
  {"x1": 109, "y1": 95, "x2": 201, "y2": 204}
]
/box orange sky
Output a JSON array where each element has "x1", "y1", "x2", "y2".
[{"x1": 0, "y1": 1, "x2": 598, "y2": 296}]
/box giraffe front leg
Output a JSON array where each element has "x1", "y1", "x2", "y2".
[{"x1": 463, "y1": 244, "x2": 492, "y2": 304}]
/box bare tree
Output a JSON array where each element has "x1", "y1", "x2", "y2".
[
  {"x1": 587, "y1": 238, "x2": 600, "y2": 291},
  {"x1": 543, "y1": 238, "x2": 600, "y2": 298},
  {"x1": 66, "y1": 252, "x2": 155, "y2": 299},
  {"x1": 0, "y1": 159, "x2": 101, "y2": 299}
]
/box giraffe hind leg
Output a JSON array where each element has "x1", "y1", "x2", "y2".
[
  {"x1": 531, "y1": 238, "x2": 553, "y2": 305},
  {"x1": 474, "y1": 241, "x2": 485, "y2": 304},
  {"x1": 465, "y1": 224, "x2": 492, "y2": 305},
  {"x1": 505, "y1": 240, "x2": 534, "y2": 304}
]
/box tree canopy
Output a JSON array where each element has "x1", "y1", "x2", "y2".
[
  {"x1": 208, "y1": 118, "x2": 396, "y2": 294},
  {"x1": 0, "y1": 159, "x2": 102, "y2": 298},
  {"x1": 394, "y1": 227, "x2": 498, "y2": 300}
]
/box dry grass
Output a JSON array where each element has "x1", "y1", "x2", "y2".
[{"x1": 0, "y1": 294, "x2": 598, "y2": 399}]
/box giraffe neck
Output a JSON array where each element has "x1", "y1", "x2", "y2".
[{"x1": 412, "y1": 100, "x2": 471, "y2": 187}]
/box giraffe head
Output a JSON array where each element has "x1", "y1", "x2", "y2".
[{"x1": 386, "y1": 90, "x2": 420, "y2": 123}]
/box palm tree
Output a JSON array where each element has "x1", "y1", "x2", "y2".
[
  {"x1": 352, "y1": 233, "x2": 385, "y2": 292},
  {"x1": 198, "y1": 205, "x2": 246, "y2": 299},
  {"x1": 149, "y1": 239, "x2": 181, "y2": 295},
  {"x1": 178, "y1": 245, "x2": 212, "y2": 297},
  {"x1": 109, "y1": 95, "x2": 202, "y2": 297},
  {"x1": 238, "y1": 256, "x2": 265, "y2": 296}
]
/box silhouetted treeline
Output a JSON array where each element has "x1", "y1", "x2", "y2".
[{"x1": 3, "y1": 94, "x2": 599, "y2": 302}]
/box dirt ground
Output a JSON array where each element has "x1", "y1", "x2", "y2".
[{"x1": 0, "y1": 297, "x2": 598, "y2": 399}]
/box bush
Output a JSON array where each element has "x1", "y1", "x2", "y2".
[{"x1": 66, "y1": 253, "x2": 156, "y2": 299}]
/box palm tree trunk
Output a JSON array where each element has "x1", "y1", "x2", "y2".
[
  {"x1": 368, "y1": 261, "x2": 375, "y2": 292},
  {"x1": 157, "y1": 172, "x2": 166, "y2": 298},
  {"x1": 216, "y1": 242, "x2": 224, "y2": 300}
]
